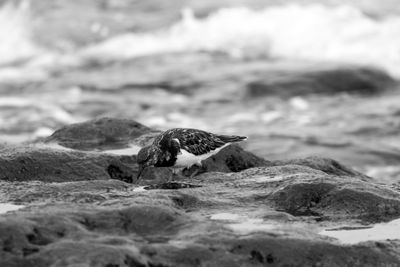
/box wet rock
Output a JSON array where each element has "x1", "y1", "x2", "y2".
[
  {"x1": 0, "y1": 142, "x2": 265, "y2": 184},
  {"x1": 144, "y1": 182, "x2": 202, "y2": 190},
  {"x1": 72, "y1": 205, "x2": 186, "y2": 236},
  {"x1": 247, "y1": 66, "x2": 396, "y2": 98},
  {"x1": 191, "y1": 163, "x2": 400, "y2": 222},
  {"x1": 0, "y1": 204, "x2": 185, "y2": 267},
  {"x1": 136, "y1": 167, "x2": 173, "y2": 185},
  {"x1": 0, "y1": 180, "x2": 130, "y2": 203},
  {"x1": 272, "y1": 156, "x2": 372, "y2": 180},
  {"x1": 43, "y1": 117, "x2": 154, "y2": 150},
  {"x1": 1, "y1": 198, "x2": 399, "y2": 267},
  {"x1": 269, "y1": 174, "x2": 400, "y2": 222},
  {"x1": 132, "y1": 132, "x2": 162, "y2": 147},
  {"x1": 1, "y1": 154, "x2": 400, "y2": 266},
  {"x1": 2, "y1": 241, "x2": 148, "y2": 267},
  {"x1": 213, "y1": 236, "x2": 400, "y2": 267},
  {"x1": 183, "y1": 144, "x2": 269, "y2": 176},
  {"x1": 0, "y1": 145, "x2": 136, "y2": 182},
  {"x1": 232, "y1": 164, "x2": 327, "y2": 179}
]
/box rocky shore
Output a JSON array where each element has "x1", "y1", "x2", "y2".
[
  {"x1": 1, "y1": 118, "x2": 400, "y2": 267},
  {"x1": 1, "y1": 1, "x2": 400, "y2": 265}
]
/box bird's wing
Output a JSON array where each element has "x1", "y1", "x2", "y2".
[
  {"x1": 154, "y1": 128, "x2": 247, "y2": 156},
  {"x1": 171, "y1": 129, "x2": 229, "y2": 156}
]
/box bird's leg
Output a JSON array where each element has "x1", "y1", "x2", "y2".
[
  {"x1": 170, "y1": 167, "x2": 185, "y2": 182},
  {"x1": 189, "y1": 168, "x2": 200, "y2": 179},
  {"x1": 170, "y1": 168, "x2": 177, "y2": 182},
  {"x1": 189, "y1": 162, "x2": 203, "y2": 179}
]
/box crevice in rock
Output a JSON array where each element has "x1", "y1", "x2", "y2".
[
  {"x1": 22, "y1": 247, "x2": 40, "y2": 257},
  {"x1": 2, "y1": 238, "x2": 13, "y2": 253},
  {"x1": 266, "y1": 253, "x2": 275, "y2": 264},
  {"x1": 144, "y1": 182, "x2": 202, "y2": 190},
  {"x1": 78, "y1": 217, "x2": 97, "y2": 231},
  {"x1": 250, "y1": 250, "x2": 264, "y2": 263},
  {"x1": 123, "y1": 255, "x2": 147, "y2": 267},
  {"x1": 148, "y1": 263, "x2": 171, "y2": 267},
  {"x1": 26, "y1": 228, "x2": 52, "y2": 246},
  {"x1": 107, "y1": 164, "x2": 133, "y2": 183}
]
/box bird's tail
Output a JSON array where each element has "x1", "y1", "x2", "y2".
[{"x1": 217, "y1": 135, "x2": 248, "y2": 143}]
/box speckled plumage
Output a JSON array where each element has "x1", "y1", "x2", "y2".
[{"x1": 136, "y1": 128, "x2": 247, "y2": 179}]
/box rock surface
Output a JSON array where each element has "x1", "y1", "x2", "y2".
[
  {"x1": 183, "y1": 144, "x2": 270, "y2": 177},
  {"x1": 43, "y1": 117, "x2": 155, "y2": 150},
  {"x1": 1, "y1": 118, "x2": 400, "y2": 266},
  {"x1": 2, "y1": 1, "x2": 400, "y2": 265},
  {"x1": 0, "y1": 145, "x2": 138, "y2": 183},
  {"x1": 246, "y1": 66, "x2": 396, "y2": 98}
]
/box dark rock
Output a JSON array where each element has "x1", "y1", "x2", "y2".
[
  {"x1": 246, "y1": 66, "x2": 396, "y2": 98},
  {"x1": 0, "y1": 210, "x2": 152, "y2": 266},
  {"x1": 144, "y1": 182, "x2": 202, "y2": 190},
  {"x1": 0, "y1": 145, "x2": 136, "y2": 182},
  {"x1": 272, "y1": 156, "x2": 371, "y2": 180},
  {"x1": 192, "y1": 163, "x2": 400, "y2": 222},
  {"x1": 1, "y1": 200, "x2": 399, "y2": 267},
  {"x1": 0, "y1": 142, "x2": 264, "y2": 183},
  {"x1": 212, "y1": 236, "x2": 400, "y2": 267},
  {"x1": 183, "y1": 144, "x2": 269, "y2": 176},
  {"x1": 133, "y1": 132, "x2": 162, "y2": 147},
  {"x1": 2, "y1": 154, "x2": 400, "y2": 266},
  {"x1": 230, "y1": 164, "x2": 326, "y2": 180},
  {"x1": 269, "y1": 174, "x2": 400, "y2": 222},
  {"x1": 137, "y1": 167, "x2": 173, "y2": 185},
  {"x1": 71, "y1": 205, "x2": 186, "y2": 236},
  {"x1": 43, "y1": 117, "x2": 154, "y2": 150},
  {"x1": 107, "y1": 159, "x2": 137, "y2": 183}
]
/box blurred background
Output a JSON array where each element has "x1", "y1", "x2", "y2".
[{"x1": 0, "y1": 0, "x2": 399, "y2": 183}]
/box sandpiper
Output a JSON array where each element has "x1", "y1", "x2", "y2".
[{"x1": 136, "y1": 128, "x2": 247, "y2": 179}]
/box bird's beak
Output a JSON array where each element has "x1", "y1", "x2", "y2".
[{"x1": 136, "y1": 165, "x2": 145, "y2": 181}]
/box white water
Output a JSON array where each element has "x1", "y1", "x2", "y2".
[
  {"x1": 320, "y1": 218, "x2": 400, "y2": 244},
  {"x1": 83, "y1": 4, "x2": 400, "y2": 77},
  {"x1": 102, "y1": 145, "x2": 142, "y2": 155},
  {"x1": 210, "y1": 212, "x2": 276, "y2": 234},
  {"x1": 132, "y1": 186, "x2": 147, "y2": 192},
  {"x1": 0, "y1": 203, "x2": 24, "y2": 214},
  {"x1": 0, "y1": 0, "x2": 39, "y2": 65},
  {"x1": 210, "y1": 212, "x2": 241, "y2": 221},
  {"x1": 1, "y1": 3, "x2": 400, "y2": 77}
]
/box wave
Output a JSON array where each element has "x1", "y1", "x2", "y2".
[
  {"x1": 83, "y1": 4, "x2": 400, "y2": 77},
  {"x1": 0, "y1": 0, "x2": 40, "y2": 65}
]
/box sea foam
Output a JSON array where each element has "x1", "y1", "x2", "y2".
[
  {"x1": 83, "y1": 4, "x2": 400, "y2": 77},
  {"x1": 0, "y1": 0, "x2": 39, "y2": 65}
]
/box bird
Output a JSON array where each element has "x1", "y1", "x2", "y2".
[{"x1": 136, "y1": 128, "x2": 247, "y2": 180}]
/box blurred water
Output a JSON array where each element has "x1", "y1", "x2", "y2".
[
  {"x1": 0, "y1": 0, "x2": 39, "y2": 65},
  {"x1": 320, "y1": 218, "x2": 400, "y2": 244},
  {"x1": 1, "y1": 2, "x2": 400, "y2": 75},
  {"x1": 0, "y1": 203, "x2": 24, "y2": 214},
  {"x1": 83, "y1": 4, "x2": 400, "y2": 77}
]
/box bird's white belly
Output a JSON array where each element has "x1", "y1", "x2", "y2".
[{"x1": 174, "y1": 145, "x2": 228, "y2": 168}]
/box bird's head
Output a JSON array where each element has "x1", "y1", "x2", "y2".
[{"x1": 136, "y1": 145, "x2": 160, "y2": 180}]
